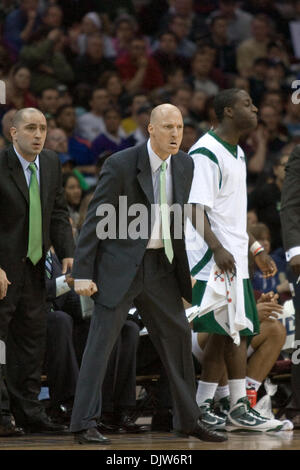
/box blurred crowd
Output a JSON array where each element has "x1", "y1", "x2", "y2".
[{"x1": 1, "y1": 0, "x2": 300, "y2": 429}]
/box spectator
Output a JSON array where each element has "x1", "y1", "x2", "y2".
[
  {"x1": 116, "y1": 37, "x2": 164, "y2": 94},
  {"x1": 208, "y1": 15, "x2": 237, "y2": 74},
  {"x1": 170, "y1": 85, "x2": 193, "y2": 111},
  {"x1": 55, "y1": 105, "x2": 95, "y2": 175},
  {"x1": 45, "y1": 128, "x2": 75, "y2": 174},
  {"x1": 3, "y1": 0, "x2": 41, "y2": 59},
  {"x1": 76, "y1": 88, "x2": 109, "y2": 143},
  {"x1": 261, "y1": 90, "x2": 286, "y2": 117},
  {"x1": 152, "y1": 31, "x2": 189, "y2": 79},
  {"x1": 121, "y1": 93, "x2": 149, "y2": 135},
  {"x1": 159, "y1": 0, "x2": 207, "y2": 42},
  {"x1": 19, "y1": 28, "x2": 74, "y2": 95},
  {"x1": 68, "y1": 11, "x2": 115, "y2": 59},
  {"x1": 248, "y1": 152, "x2": 290, "y2": 251},
  {"x1": 129, "y1": 104, "x2": 151, "y2": 146},
  {"x1": 188, "y1": 51, "x2": 219, "y2": 97},
  {"x1": 180, "y1": 117, "x2": 200, "y2": 153},
  {"x1": 37, "y1": 87, "x2": 60, "y2": 118},
  {"x1": 98, "y1": 71, "x2": 126, "y2": 108},
  {"x1": 259, "y1": 104, "x2": 289, "y2": 161},
  {"x1": 284, "y1": 96, "x2": 300, "y2": 139},
  {"x1": 250, "y1": 223, "x2": 290, "y2": 298},
  {"x1": 167, "y1": 14, "x2": 197, "y2": 59},
  {"x1": 73, "y1": 33, "x2": 116, "y2": 88},
  {"x1": 111, "y1": 14, "x2": 140, "y2": 59},
  {"x1": 0, "y1": 109, "x2": 17, "y2": 150},
  {"x1": 91, "y1": 107, "x2": 134, "y2": 161},
  {"x1": 209, "y1": 0, "x2": 253, "y2": 45},
  {"x1": 156, "y1": 65, "x2": 185, "y2": 102},
  {"x1": 189, "y1": 90, "x2": 209, "y2": 122},
  {"x1": 237, "y1": 14, "x2": 273, "y2": 77},
  {"x1": 62, "y1": 172, "x2": 83, "y2": 228},
  {"x1": 6, "y1": 64, "x2": 38, "y2": 110}
]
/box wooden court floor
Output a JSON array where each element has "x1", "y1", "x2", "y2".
[{"x1": 0, "y1": 429, "x2": 299, "y2": 451}]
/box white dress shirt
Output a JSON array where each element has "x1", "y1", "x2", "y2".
[
  {"x1": 14, "y1": 145, "x2": 40, "y2": 187},
  {"x1": 146, "y1": 139, "x2": 173, "y2": 249}
]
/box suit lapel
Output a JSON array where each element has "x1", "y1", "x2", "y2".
[
  {"x1": 7, "y1": 146, "x2": 29, "y2": 204},
  {"x1": 39, "y1": 151, "x2": 49, "y2": 216},
  {"x1": 136, "y1": 143, "x2": 155, "y2": 205},
  {"x1": 171, "y1": 153, "x2": 186, "y2": 206}
]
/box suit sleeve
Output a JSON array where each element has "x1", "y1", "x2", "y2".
[
  {"x1": 280, "y1": 145, "x2": 300, "y2": 251},
  {"x1": 50, "y1": 157, "x2": 75, "y2": 260},
  {"x1": 72, "y1": 156, "x2": 123, "y2": 280}
]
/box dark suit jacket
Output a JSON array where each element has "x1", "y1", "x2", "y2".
[
  {"x1": 280, "y1": 145, "x2": 300, "y2": 251},
  {"x1": 0, "y1": 145, "x2": 74, "y2": 285},
  {"x1": 72, "y1": 143, "x2": 194, "y2": 308}
]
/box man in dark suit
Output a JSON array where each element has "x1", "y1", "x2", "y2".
[
  {"x1": 281, "y1": 145, "x2": 300, "y2": 423},
  {"x1": 70, "y1": 103, "x2": 227, "y2": 444},
  {"x1": 0, "y1": 108, "x2": 74, "y2": 435}
]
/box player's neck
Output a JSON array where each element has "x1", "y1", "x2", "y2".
[{"x1": 213, "y1": 124, "x2": 240, "y2": 146}]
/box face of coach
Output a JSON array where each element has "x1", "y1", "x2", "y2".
[
  {"x1": 148, "y1": 104, "x2": 184, "y2": 160},
  {"x1": 10, "y1": 108, "x2": 47, "y2": 161}
]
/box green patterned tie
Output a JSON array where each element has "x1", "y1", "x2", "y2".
[
  {"x1": 27, "y1": 163, "x2": 42, "y2": 265},
  {"x1": 160, "y1": 161, "x2": 174, "y2": 263}
]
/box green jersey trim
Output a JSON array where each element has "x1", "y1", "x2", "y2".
[{"x1": 189, "y1": 147, "x2": 222, "y2": 189}]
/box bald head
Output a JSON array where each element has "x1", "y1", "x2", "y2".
[
  {"x1": 11, "y1": 108, "x2": 45, "y2": 129},
  {"x1": 148, "y1": 103, "x2": 183, "y2": 159},
  {"x1": 150, "y1": 103, "x2": 182, "y2": 125}
]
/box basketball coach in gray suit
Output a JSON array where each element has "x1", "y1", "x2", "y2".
[
  {"x1": 70, "y1": 104, "x2": 226, "y2": 444},
  {"x1": 281, "y1": 144, "x2": 300, "y2": 418}
]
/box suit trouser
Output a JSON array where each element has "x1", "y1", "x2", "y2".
[
  {"x1": 46, "y1": 310, "x2": 79, "y2": 407},
  {"x1": 70, "y1": 249, "x2": 200, "y2": 433},
  {"x1": 102, "y1": 319, "x2": 140, "y2": 413},
  {"x1": 0, "y1": 259, "x2": 47, "y2": 425},
  {"x1": 288, "y1": 267, "x2": 300, "y2": 409}
]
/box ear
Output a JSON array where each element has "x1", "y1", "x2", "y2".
[
  {"x1": 148, "y1": 122, "x2": 153, "y2": 135},
  {"x1": 10, "y1": 126, "x2": 17, "y2": 140},
  {"x1": 224, "y1": 106, "x2": 233, "y2": 119}
]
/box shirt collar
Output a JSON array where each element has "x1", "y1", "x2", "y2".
[
  {"x1": 13, "y1": 145, "x2": 40, "y2": 172},
  {"x1": 147, "y1": 139, "x2": 171, "y2": 173}
]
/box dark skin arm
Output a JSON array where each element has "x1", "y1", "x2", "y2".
[
  {"x1": 248, "y1": 231, "x2": 277, "y2": 278},
  {"x1": 191, "y1": 204, "x2": 236, "y2": 272},
  {"x1": 190, "y1": 205, "x2": 277, "y2": 278}
]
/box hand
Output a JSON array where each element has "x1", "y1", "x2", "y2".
[
  {"x1": 256, "y1": 301, "x2": 283, "y2": 322},
  {"x1": 254, "y1": 251, "x2": 277, "y2": 278},
  {"x1": 213, "y1": 246, "x2": 236, "y2": 273},
  {"x1": 137, "y1": 56, "x2": 148, "y2": 69},
  {"x1": 257, "y1": 291, "x2": 279, "y2": 304},
  {"x1": 48, "y1": 28, "x2": 62, "y2": 43},
  {"x1": 0, "y1": 268, "x2": 11, "y2": 300},
  {"x1": 74, "y1": 280, "x2": 98, "y2": 297},
  {"x1": 61, "y1": 258, "x2": 73, "y2": 274},
  {"x1": 290, "y1": 255, "x2": 300, "y2": 277},
  {"x1": 65, "y1": 274, "x2": 74, "y2": 288},
  {"x1": 27, "y1": 9, "x2": 37, "y2": 23}
]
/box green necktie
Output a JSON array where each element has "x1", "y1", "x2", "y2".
[
  {"x1": 27, "y1": 163, "x2": 42, "y2": 265},
  {"x1": 160, "y1": 161, "x2": 174, "y2": 263}
]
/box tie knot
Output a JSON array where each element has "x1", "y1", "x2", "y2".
[
  {"x1": 29, "y1": 163, "x2": 37, "y2": 174},
  {"x1": 161, "y1": 161, "x2": 167, "y2": 172}
]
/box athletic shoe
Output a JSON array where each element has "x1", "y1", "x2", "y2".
[
  {"x1": 199, "y1": 399, "x2": 226, "y2": 430},
  {"x1": 214, "y1": 396, "x2": 230, "y2": 419},
  {"x1": 226, "y1": 397, "x2": 283, "y2": 432}
]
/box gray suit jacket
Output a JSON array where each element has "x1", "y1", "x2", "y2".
[
  {"x1": 281, "y1": 145, "x2": 300, "y2": 251},
  {"x1": 72, "y1": 143, "x2": 194, "y2": 308}
]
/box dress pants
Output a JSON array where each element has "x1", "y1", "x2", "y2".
[
  {"x1": 70, "y1": 249, "x2": 200, "y2": 433},
  {"x1": 0, "y1": 259, "x2": 47, "y2": 426}
]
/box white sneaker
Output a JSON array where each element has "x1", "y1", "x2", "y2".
[
  {"x1": 226, "y1": 397, "x2": 283, "y2": 432},
  {"x1": 199, "y1": 399, "x2": 226, "y2": 430}
]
